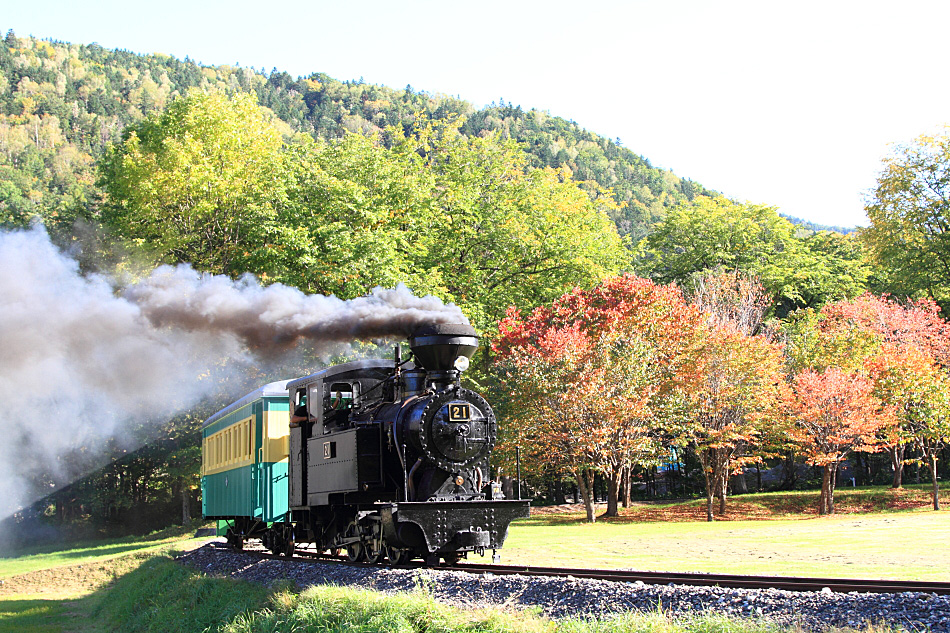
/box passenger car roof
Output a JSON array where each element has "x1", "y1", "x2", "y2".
[{"x1": 202, "y1": 379, "x2": 292, "y2": 428}]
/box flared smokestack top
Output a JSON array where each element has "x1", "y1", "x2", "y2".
[{"x1": 409, "y1": 323, "x2": 479, "y2": 374}]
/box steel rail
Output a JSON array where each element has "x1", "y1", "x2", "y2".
[{"x1": 449, "y1": 562, "x2": 950, "y2": 595}]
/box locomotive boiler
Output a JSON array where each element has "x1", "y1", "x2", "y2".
[{"x1": 200, "y1": 323, "x2": 530, "y2": 565}]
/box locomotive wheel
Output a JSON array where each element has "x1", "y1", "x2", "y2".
[
  {"x1": 365, "y1": 543, "x2": 384, "y2": 564},
  {"x1": 282, "y1": 539, "x2": 295, "y2": 557},
  {"x1": 385, "y1": 543, "x2": 411, "y2": 565},
  {"x1": 363, "y1": 521, "x2": 384, "y2": 564},
  {"x1": 226, "y1": 528, "x2": 243, "y2": 551},
  {"x1": 346, "y1": 542, "x2": 364, "y2": 562},
  {"x1": 441, "y1": 552, "x2": 462, "y2": 565},
  {"x1": 280, "y1": 526, "x2": 295, "y2": 557},
  {"x1": 344, "y1": 522, "x2": 364, "y2": 562}
]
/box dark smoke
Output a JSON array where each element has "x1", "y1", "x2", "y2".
[
  {"x1": 0, "y1": 225, "x2": 467, "y2": 519},
  {"x1": 123, "y1": 264, "x2": 467, "y2": 353}
]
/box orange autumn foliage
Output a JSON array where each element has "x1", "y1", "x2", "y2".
[
  {"x1": 789, "y1": 367, "x2": 895, "y2": 514},
  {"x1": 493, "y1": 274, "x2": 702, "y2": 522}
]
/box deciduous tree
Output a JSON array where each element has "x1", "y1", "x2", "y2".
[
  {"x1": 789, "y1": 368, "x2": 894, "y2": 515},
  {"x1": 672, "y1": 272, "x2": 786, "y2": 521},
  {"x1": 493, "y1": 275, "x2": 701, "y2": 522},
  {"x1": 99, "y1": 91, "x2": 293, "y2": 276},
  {"x1": 637, "y1": 197, "x2": 871, "y2": 316},
  {"x1": 393, "y1": 119, "x2": 630, "y2": 329},
  {"x1": 866, "y1": 345, "x2": 950, "y2": 509},
  {"x1": 786, "y1": 293, "x2": 950, "y2": 488},
  {"x1": 863, "y1": 126, "x2": 950, "y2": 307}
]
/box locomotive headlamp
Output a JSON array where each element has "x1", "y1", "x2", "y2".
[
  {"x1": 453, "y1": 356, "x2": 470, "y2": 372},
  {"x1": 455, "y1": 475, "x2": 465, "y2": 486}
]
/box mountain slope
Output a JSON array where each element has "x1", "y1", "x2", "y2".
[{"x1": 0, "y1": 30, "x2": 714, "y2": 240}]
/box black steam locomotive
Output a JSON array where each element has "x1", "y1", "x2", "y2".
[{"x1": 200, "y1": 323, "x2": 530, "y2": 565}]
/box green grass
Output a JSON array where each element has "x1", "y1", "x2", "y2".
[
  {"x1": 0, "y1": 488, "x2": 944, "y2": 631},
  {"x1": 0, "y1": 598, "x2": 72, "y2": 633},
  {"x1": 0, "y1": 544, "x2": 915, "y2": 633},
  {"x1": 0, "y1": 527, "x2": 209, "y2": 579},
  {"x1": 91, "y1": 555, "x2": 268, "y2": 633},
  {"x1": 83, "y1": 556, "x2": 829, "y2": 633}
]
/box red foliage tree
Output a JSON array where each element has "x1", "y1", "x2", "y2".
[
  {"x1": 789, "y1": 367, "x2": 895, "y2": 514},
  {"x1": 794, "y1": 294, "x2": 950, "y2": 488},
  {"x1": 492, "y1": 274, "x2": 702, "y2": 522}
]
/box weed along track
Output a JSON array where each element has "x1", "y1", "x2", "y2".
[{"x1": 183, "y1": 541, "x2": 950, "y2": 631}]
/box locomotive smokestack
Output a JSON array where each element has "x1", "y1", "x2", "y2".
[{"x1": 409, "y1": 323, "x2": 478, "y2": 388}]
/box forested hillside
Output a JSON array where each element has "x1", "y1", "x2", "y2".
[{"x1": 0, "y1": 30, "x2": 712, "y2": 241}]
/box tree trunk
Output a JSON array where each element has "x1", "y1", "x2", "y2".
[
  {"x1": 889, "y1": 445, "x2": 905, "y2": 488},
  {"x1": 929, "y1": 455, "x2": 941, "y2": 511},
  {"x1": 718, "y1": 472, "x2": 728, "y2": 515},
  {"x1": 180, "y1": 480, "x2": 191, "y2": 525},
  {"x1": 576, "y1": 470, "x2": 596, "y2": 523},
  {"x1": 819, "y1": 466, "x2": 832, "y2": 515},
  {"x1": 855, "y1": 452, "x2": 866, "y2": 486},
  {"x1": 734, "y1": 470, "x2": 748, "y2": 494},
  {"x1": 828, "y1": 463, "x2": 838, "y2": 514},
  {"x1": 703, "y1": 468, "x2": 714, "y2": 522},
  {"x1": 623, "y1": 464, "x2": 632, "y2": 508},
  {"x1": 780, "y1": 451, "x2": 797, "y2": 490},
  {"x1": 605, "y1": 468, "x2": 621, "y2": 517}
]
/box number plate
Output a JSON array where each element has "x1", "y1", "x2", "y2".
[{"x1": 448, "y1": 403, "x2": 471, "y2": 422}]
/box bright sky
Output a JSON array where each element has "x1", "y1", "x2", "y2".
[{"x1": 5, "y1": 0, "x2": 949, "y2": 227}]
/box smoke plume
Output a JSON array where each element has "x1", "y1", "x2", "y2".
[
  {"x1": 0, "y1": 226, "x2": 466, "y2": 519},
  {"x1": 123, "y1": 265, "x2": 467, "y2": 353}
]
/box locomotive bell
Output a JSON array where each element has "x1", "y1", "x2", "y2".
[{"x1": 408, "y1": 323, "x2": 479, "y2": 383}]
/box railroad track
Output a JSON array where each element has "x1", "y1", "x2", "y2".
[
  {"x1": 209, "y1": 542, "x2": 950, "y2": 595},
  {"x1": 450, "y1": 562, "x2": 950, "y2": 595}
]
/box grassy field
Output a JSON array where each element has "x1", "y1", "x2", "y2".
[
  {"x1": 500, "y1": 486, "x2": 950, "y2": 580},
  {"x1": 0, "y1": 526, "x2": 212, "y2": 632},
  {"x1": 502, "y1": 511, "x2": 949, "y2": 580},
  {"x1": 0, "y1": 530, "x2": 209, "y2": 581},
  {"x1": 0, "y1": 487, "x2": 944, "y2": 632}
]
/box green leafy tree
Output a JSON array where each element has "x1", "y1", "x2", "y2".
[
  {"x1": 271, "y1": 133, "x2": 434, "y2": 297},
  {"x1": 863, "y1": 126, "x2": 950, "y2": 306},
  {"x1": 394, "y1": 120, "x2": 630, "y2": 329},
  {"x1": 99, "y1": 91, "x2": 293, "y2": 276},
  {"x1": 636, "y1": 196, "x2": 870, "y2": 315}
]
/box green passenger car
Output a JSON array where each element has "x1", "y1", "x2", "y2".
[{"x1": 201, "y1": 380, "x2": 292, "y2": 544}]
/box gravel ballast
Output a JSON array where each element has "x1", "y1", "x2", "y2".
[{"x1": 177, "y1": 542, "x2": 950, "y2": 632}]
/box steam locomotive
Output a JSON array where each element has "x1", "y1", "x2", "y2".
[{"x1": 200, "y1": 323, "x2": 530, "y2": 565}]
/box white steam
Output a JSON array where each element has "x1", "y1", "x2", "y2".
[{"x1": 0, "y1": 226, "x2": 466, "y2": 518}]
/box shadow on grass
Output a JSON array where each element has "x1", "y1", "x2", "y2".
[
  {"x1": 0, "y1": 597, "x2": 71, "y2": 633},
  {"x1": 1, "y1": 554, "x2": 268, "y2": 633},
  {"x1": 0, "y1": 523, "x2": 210, "y2": 561}
]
